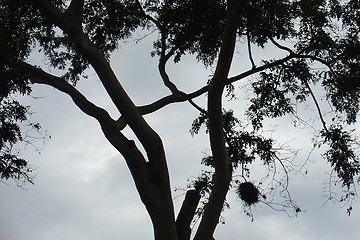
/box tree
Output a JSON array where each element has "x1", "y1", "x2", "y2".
[{"x1": 1, "y1": 0, "x2": 359, "y2": 239}]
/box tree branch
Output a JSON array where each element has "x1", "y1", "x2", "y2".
[
  {"x1": 0, "y1": 51, "x2": 113, "y2": 126},
  {"x1": 295, "y1": 54, "x2": 337, "y2": 75},
  {"x1": 138, "y1": 47, "x2": 335, "y2": 118},
  {"x1": 270, "y1": 37, "x2": 294, "y2": 54},
  {"x1": 135, "y1": 0, "x2": 162, "y2": 29},
  {"x1": 136, "y1": 0, "x2": 182, "y2": 95},
  {"x1": 159, "y1": 46, "x2": 182, "y2": 95},
  {"x1": 247, "y1": 32, "x2": 256, "y2": 69},
  {"x1": 304, "y1": 81, "x2": 329, "y2": 132},
  {"x1": 136, "y1": 55, "x2": 296, "y2": 116},
  {"x1": 137, "y1": 86, "x2": 208, "y2": 116},
  {"x1": 188, "y1": 99, "x2": 207, "y2": 115},
  {"x1": 176, "y1": 190, "x2": 201, "y2": 240},
  {"x1": 269, "y1": 38, "x2": 338, "y2": 76},
  {"x1": 64, "y1": 0, "x2": 84, "y2": 28},
  {"x1": 228, "y1": 54, "x2": 294, "y2": 83}
]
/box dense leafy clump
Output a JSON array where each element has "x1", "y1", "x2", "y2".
[{"x1": 236, "y1": 182, "x2": 259, "y2": 206}]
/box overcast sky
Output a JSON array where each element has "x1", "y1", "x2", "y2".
[{"x1": 1, "y1": 31, "x2": 360, "y2": 240}]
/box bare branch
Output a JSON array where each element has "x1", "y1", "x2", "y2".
[
  {"x1": 0, "y1": 50, "x2": 166, "y2": 214},
  {"x1": 159, "y1": 47, "x2": 182, "y2": 94},
  {"x1": 247, "y1": 32, "x2": 256, "y2": 69},
  {"x1": 270, "y1": 37, "x2": 294, "y2": 54},
  {"x1": 188, "y1": 99, "x2": 207, "y2": 115},
  {"x1": 137, "y1": 55, "x2": 296, "y2": 116},
  {"x1": 137, "y1": 0, "x2": 182, "y2": 95},
  {"x1": 304, "y1": 81, "x2": 329, "y2": 132},
  {"x1": 0, "y1": 52, "x2": 114, "y2": 127},
  {"x1": 138, "y1": 48, "x2": 338, "y2": 117},
  {"x1": 229, "y1": 54, "x2": 294, "y2": 83},
  {"x1": 137, "y1": 86, "x2": 207, "y2": 115}
]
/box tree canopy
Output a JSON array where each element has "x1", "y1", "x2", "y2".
[{"x1": 1, "y1": 0, "x2": 359, "y2": 240}]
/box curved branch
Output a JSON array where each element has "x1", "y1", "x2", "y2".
[
  {"x1": 294, "y1": 54, "x2": 337, "y2": 75},
  {"x1": 188, "y1": 99, "x2": 207, "y2": 114},
  {"x1": 136, "y1": 0, "x2": 182, "y2": 95},
  {"x1": 138, "y1": 49, "x2": 336, "y2": 117},
  {"x1": 270, "y1": 37, "x2": 294, "y2": 54},
  {"x1": 28, "y1": 3, "x2": 180, "y2": 238},
  {"x1": 0, "y1": 51, "x2": 114, "y2": 126},
  {"x1": 159, "y1": 47, "x2": 181, "y2": 94},
  {"x1": 1, "y1": 50, "x2": 151, "y2": 173},
  {"x1": 270, "y1": 38, "x2": 336, "y2": 75},
  {"x1": 137, "y1": 85, "x2": 207, "y2": 115}
]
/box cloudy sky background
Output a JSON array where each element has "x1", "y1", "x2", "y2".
[{"x1": 1, "y1": 31, "x2": 360, "y2": 240}]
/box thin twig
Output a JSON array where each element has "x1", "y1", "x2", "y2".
[
  {"x1": 304, "y1": 81, "x2": 329, "y2": 132},
  {"x1": 247, "y1": 32, "x2": 256, "y2": 69}
]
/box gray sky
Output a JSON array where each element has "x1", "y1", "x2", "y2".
[{"x1": 1, "y1": 32, "x2": 360, "y2": 240}]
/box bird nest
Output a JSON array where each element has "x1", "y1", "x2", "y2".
[{"x1": 236, "y1": 182, "x2": 259, "y2": 206}]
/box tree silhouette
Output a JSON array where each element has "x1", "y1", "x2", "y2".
[{"x1": 1, "y1": 1, "x2": 359, "y2": 240}]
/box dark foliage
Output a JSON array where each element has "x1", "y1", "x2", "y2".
[
  {"x1": 191, "y1": 110, "x2": 275, "y2": 170},
  {"x1": 0, "y1": 99, "x2": 33, "y2": 183},
  {"x1": 321, "y1": 126, "x2": 360, "y2": 188},
  {"x1": 0, "y1": 153, "x2": 33, "y2": 184},
  {"x1": 236, "y1": 182, "x2": 259, "y2": 205},
  {"x1": 248, "y1": 59, "x2": 312, "y2": 129},
  {"x1": 145, "y1": 0, "x2": 227, "y2": 65},
  {"x1": 0, "y1": 0, "x2": 359, "y2": 220}
]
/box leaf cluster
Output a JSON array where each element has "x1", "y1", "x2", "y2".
[
  {"x1": 146, "y1": 0, "x2": 227, "y2": 65},
  {"x1": 192, "y1": 110, "x2": 276, "y2": 170},
  {"x1": 248, "y1": 59, "x2": 312, "y2": 129},
  {"x1": 321, "y1": 126, "x2": 360, "y2": 188},
  {"x1": 0, "y1": 99, "x2": 33, "y2": 184},
  {"x1": 0, "y1": 153, "x2": 33, "y2": 184},
  {"x1": 0, "y1": 100, "x2": 28, "y2": 149},
  {"x1": 83, "y1": 1, "x2": 144, "y2": 57}
]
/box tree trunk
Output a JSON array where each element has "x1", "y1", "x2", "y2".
[
  {"x1": 176, "y1": 190, "x2": 201, "y2": 240},
  {"x1": 194, "y1": 1, "x2": 249, "y2": 239}
]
